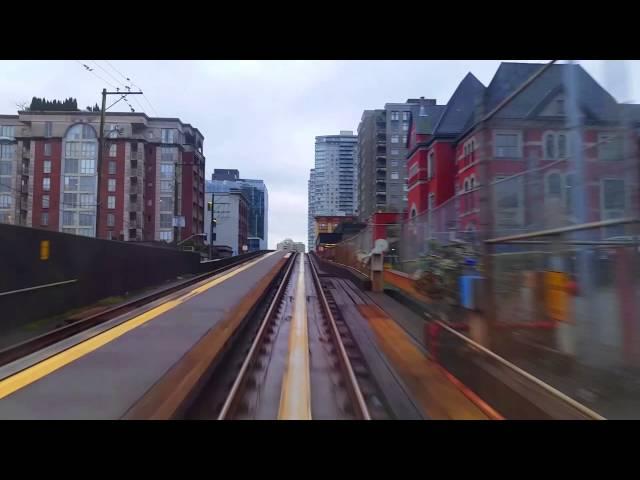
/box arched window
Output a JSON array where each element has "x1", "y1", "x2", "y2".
[
  {"x1": 62, "y1": 123, "x2": 98, "y2": 237},
  {"x1": 557, "y1": 134, "x2": 567, "y2": 158},
  {"x1": 547, "y1": 172, "x2": 562, "y2": 196},
  {"x1": 545, "y1": 133, "x2": 555, "y2": 159},
  {"x1": 411, "y1": 207, "x2": 417, "y2": 219}
]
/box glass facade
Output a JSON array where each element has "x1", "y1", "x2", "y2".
[{"x1": 206, "y1": 177, "x2": 268, "y2": 251}]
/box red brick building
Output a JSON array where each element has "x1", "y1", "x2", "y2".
[
  {"x1": 0, "y1": 111, "x2": 205, "y2": 243},
  {"x1": 405, "y1": 62, "x2": 640, "y2": 239}
]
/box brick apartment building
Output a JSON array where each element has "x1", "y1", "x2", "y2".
[
  {"x1": 406, "y1": 62, "x2": 640, "y2": 240},
  {"x1": 0, "y1": 111, "x2": 205, "y2": 243}
]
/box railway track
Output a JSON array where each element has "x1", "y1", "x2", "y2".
[
  {"x1": 186, "y1": 253, "x2": 390, "y2": 420},
  {"x1": 0, "y1": 251, "x2": 266, "y2": 369}
]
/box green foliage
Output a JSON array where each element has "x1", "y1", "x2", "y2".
[
  {"x1": 414, "y1": 241, "x2": 480, "y2": 304},
  {"x1": 30, "y1": 96, "x2": 79, "y2": 111}
]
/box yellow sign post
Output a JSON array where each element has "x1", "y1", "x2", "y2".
[
  {"x1": 544, "y1": 271, "x2": 568, "y2": 322},
  {"x1": 40, "y1": 240, "x2": 50, "y2": 261}
]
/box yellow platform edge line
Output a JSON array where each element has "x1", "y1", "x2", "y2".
[
  {"x1": 278, "y1": 254, "x2": 312, "y2": 420},
  {"x1": 0, "y1": 252, "x2": 278, "y2": 400}
]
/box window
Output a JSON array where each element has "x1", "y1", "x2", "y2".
[
  {"x1": 0, "y1": 126, "x2": 15, "y2": 138},
  {"x1": 79, "y1": 176, "x2": 94, "y2": 191},
  {"x1": 108, "y1": 160, "x2": 117, "y2": 175},
  {"x1": 42, "y1": 195, "x2": 49, "y2": 208},
  {"x1": 42, "y1": 160, "x2": 51, "y2": 174},
  {"x1": 402, "y1": 135, "x2": 407, "y2": 144},
  {"x1": 64, "y1": 177, "x2": 78, "y2": 191},
  {"x1": 391, "y1": 111, "x2": 399, "y2": 121},
  {"x1": 391, "y1": 135, "x2": 399, "y2": 144},
  {"x1": 108, "y1": 125, "x2": 119, "y2": 139},
  {"x1": 428, "y1": 193, "x2": 435, "y2": 210},
  {"x1": 545, "y1": 133, "x2": 555, "y2": 159},
  {"x1": 159, "y1": 197, "x2": 173, "y2": 211},
  {"x1": 45, "y1": 122, "x2": 52, "y2": 137},
  {"x1": 402, "y1": 111, "x2": 410, "y2": 121},
  {"x1": 391, "y1": 172, "x2": 399, "y2": 180},
  {"x1": 0, "y1": 178, "x2": 10, "y2": 193},
  {"x1": 159, "y1": 231, "x2": 173, "y2": 242},
  {"x1": 64, "y1": 158, "x2": 79, "y2": 174},
  {"x1": 391, "y1": 160, "x2": 398, "y2": 167},
  {"x1": 0, "y1": 162, "x2": 11, "y2": 175},
  {"x1": 160, "y1": 213, "x2": 172, "y2": 228},
  {"x1": 547, "y1": 173, "x2": 562, "y2": 196},
  {"x1": 495, "y1": 133, "x2": 520, "y2": 158},
  {"x1": 0, "y1": 144, "x2": 16, "y2": 160},
  {"x1": 0, "y1": 194, "x2": 11, "y2": 208},
  {"x1": 603, "y1": 179, "x2": 625, "y2": 210},
  {"x1": 470, "y1": 176, "x2": 475, "y2": 190},
  {"x1": 107, "y1": 213, "x2": 115, "y2": 227},
  {"x1": 63, "y1": 193, "x2": 77, "y2": 207},
  {"x1": 108, "y1": 179, "x2": 116, "y2": 192},
  {"x1": 107, "y1": 195, "x2": 115, "y2": 209},
  {"x1": 41, "y1": 212, "x2": 48, "y2": 226},
  {"x1": 63, "y1": 211, "x2": 75, "y2": 225},
  {"x1": 106, "y1": 231, "x2": 114, "y2": 240},
  {"x1": 390, "y1": 149, "x2": 399, "y2": 156},
  {"x1": 43, "y1": 177, "x2": 50, "y2": 191},
  {"x1": 558, "y1": 134, "x2": 567, "y2": 158},
  {"x1": 79, "y1": 194, "x2": 94, "y2": 207},
  {"x1": 81, "y1": 142, "x2": 96, "y2": 158},
  {"x1": 161, "y1": 129, "x2": 174, "y2": 143},
  {"x1": 428, "y1": 152, "x2": 435, "y2": 179},
  {"x1": 160, "y1": 163, "x2": 174, "y2": 178},
  {"x1": 79, "y1": 213, "x2": 93, "y2": 226},
  {"x1": 598, "y1": 134, "x2": 623, "y2": 161},
  {"x1": 80, "y1": 159, "x2": 95, "y2": 174},
  {"x1": 409, "y1": 163, "x2": 418, "y2": 177},
  {"x1": 402, "y1": 124, "x2": 408, "y2": 132},
  {"x1": 160, "y1": 180, "x2": 173, "y2": 192},
  {"x1": 44, "y1": 143, "x2": 52, "y2": 157},
  {"x1": 109, "y1": 144, "x2": 117, "y2": 157}
]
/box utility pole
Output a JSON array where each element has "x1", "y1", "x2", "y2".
[
  {"x1": 174, "y1": 161, "x2": 180, "y2": 245},
  {"x1": 95, "y1": 88, "x2": 143, "y2": 238},
  {"x1": 209, "y1": 191, "x2": 216, "y2": 260}
]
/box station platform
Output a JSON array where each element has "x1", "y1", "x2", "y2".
[{"x1": 0, "y1": 251, "x2": 289, "y2": 420}]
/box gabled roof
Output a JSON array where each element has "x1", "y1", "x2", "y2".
[
  {"x1": 621, "y1": 104, "x2": 640, "y2": 125},
  {"x1": 433, "y1": 73, "x2": 486, "y2": 135},
  {"x1": 484, "y1": 62, "x2": 544, "y2": 112},
  {"x1": 490, "y1": 62, "x2": 620, "y2": 123},
  {"x1": 413, "y1": 104, "x2": 446, "y2": 135}
]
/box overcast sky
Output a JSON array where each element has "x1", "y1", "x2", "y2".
[{"x1": 1, "y1": 60, "x2": 638, "y2": 248}]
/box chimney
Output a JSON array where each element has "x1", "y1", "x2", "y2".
[{"x1": 419, "y1": 97, "x2": 427, "y2": 117}]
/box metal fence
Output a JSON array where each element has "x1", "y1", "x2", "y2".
[{"x1": 484, "y1": 218, "x2": 640, "y2": 419}]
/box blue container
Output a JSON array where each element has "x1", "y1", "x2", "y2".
[{"x1": 459, "y1": 275, "x2": 483, "y2": 310}]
